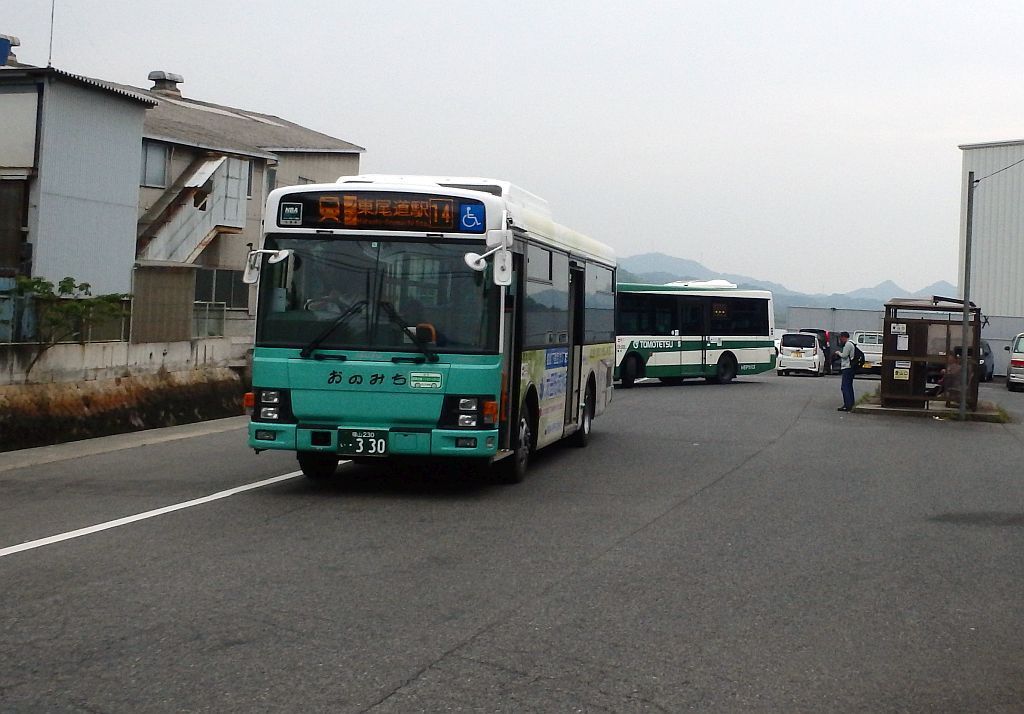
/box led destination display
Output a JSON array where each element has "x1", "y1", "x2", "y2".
[{"x1": 277, "y1": 191, "x2": 486, "y2": 233}]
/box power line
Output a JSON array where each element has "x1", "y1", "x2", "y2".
[{"x1": 975, "y1": 156, "x2": 1024, "y2": 184}]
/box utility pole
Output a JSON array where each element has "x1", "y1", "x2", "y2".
[{"x1": 959, "y1": 171, "x2": 976, "y2": 421}]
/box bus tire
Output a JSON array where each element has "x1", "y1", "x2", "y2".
[
  {"x1": 497, "y1": 404, "x2": 534, "y2": 484},
  {"x1": 571, "y1": 381, "x2": 595, "y2": 448},
  {"x1": 707, "y1": 354, "x2": 737, "y2": 384},
  {"x1": 297, "y1": 452, "x2": 339, "y2": 480},
  {"x1": 619, "y1": 355, "x2": 640, "y2": 388}
]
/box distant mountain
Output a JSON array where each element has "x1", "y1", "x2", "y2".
[
  {"x1": 619, "y1": 253, "x2": 793, "y2": 294},
  {"x1": 913, "y1": 281, "x2": 957, "y2": 298},
  {"x1": 845, "y1": 280, "x2": 906, "y2": 301},
  {"x1": 617, "y1": 252, "x2": 953, "y2": 312}
]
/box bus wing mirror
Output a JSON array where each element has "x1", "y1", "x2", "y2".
[
  {"x1": 492, "y1": 249, "x2": 512, "y2": 286},
  {"x1": 242, "y1": 252, "x2": 261, "y2": 284},
  {"x1": 242, "y1": 249, "x2": 292, "y2": 284},
  {"x1": 464, "y1": 247, "x2": 512, "y2": 286}
]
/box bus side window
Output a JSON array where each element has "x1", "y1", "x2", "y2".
[{"x1": 679, "y1": 299, "x2": 703, "y2": 334}]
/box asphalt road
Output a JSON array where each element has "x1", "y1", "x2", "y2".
[{"x1": 1, "y1": 374, "x2": 1023, "y2": 712}]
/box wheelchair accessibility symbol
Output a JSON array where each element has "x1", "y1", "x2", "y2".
[{"x1": 459, "y1": 204, "x2": 485, "y2": 233}]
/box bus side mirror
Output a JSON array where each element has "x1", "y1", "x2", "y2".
[
  {"x1": 242, "y1": 252, "x2": 261, "y2": 284},
  {"x1": 464, "y1": 247, "x2": 512, "y2": 287},
  {"x1": 242, "y1": 249, "x2": 292, "y2": 284}
]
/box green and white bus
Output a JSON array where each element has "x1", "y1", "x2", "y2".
[
  {"x1": 244, "y1": 175, "x2": 616, "y2": 482},
  {"x1": 614, "y1": 281, "x2": 775, "y2": 387}
]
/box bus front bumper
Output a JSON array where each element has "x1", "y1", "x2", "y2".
[{"x1": 249, "y1": 423, "x2": 500, "y2": 459}]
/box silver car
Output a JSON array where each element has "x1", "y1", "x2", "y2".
[{"x1": 1006, "y1": 333, "x2": 1024, "y2": 391}]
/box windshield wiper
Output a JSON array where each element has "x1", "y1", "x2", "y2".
[
  {"x1": 378, "y1": 301, "x2": 439, "y2": 363},
  {"x1": 299, "y1": 300, "x2": 367, "y2": 359}
]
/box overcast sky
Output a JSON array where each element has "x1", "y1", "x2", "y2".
[{"x1": 7, "y1": 1, "x2": 1024, "y2": 293}]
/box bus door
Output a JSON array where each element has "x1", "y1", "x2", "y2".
[
  {"x1": 564, "y1": 262, "x2": 585, "y2": 426},
  {"x1": 678, "y1": 296, "x2": 705, "y2": 376},
  {"x1": 500, "y1": 252, "x2": 524, "y2": 451}
]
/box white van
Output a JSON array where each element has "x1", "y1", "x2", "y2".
[
  {"x1": 853, "y1": 330, "x2": 883, "y2": 374},
  {"x1": 777, "y1": 332, "x2": 825, "y2": 376},
  {"x1": 1005, "y1": 333, "x2": 1024, "y2": 391}
]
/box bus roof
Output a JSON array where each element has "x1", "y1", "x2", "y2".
[{"x1": 618, "y1": 282, "x2": 773, "y2": 299}]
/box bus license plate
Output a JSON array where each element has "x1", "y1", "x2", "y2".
[{"x1": 338, "y1": 429, "x2": 388, "y2": 456}]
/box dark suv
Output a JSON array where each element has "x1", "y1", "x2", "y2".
[{"x1": 800, "y1": 329, "x2": 840, "y2": 375}]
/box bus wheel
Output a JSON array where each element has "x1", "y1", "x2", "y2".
[
  {"x1": 708, "y1": 355, "x2": 737, "y2": 384},
  {"x1": 571, "y1": 383, "x2": 595, "y2": 447},
  {"x1": 297, "y1": 452, "x2": 339, "y2": 480},
  {"x1": 619, "y1": 356, "x2": 639, "y2": 388},
  {"x1": 497, "y1": 409, "x2": 533, "y2": 484}
]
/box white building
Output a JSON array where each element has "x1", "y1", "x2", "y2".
[{"x1": 958, "y1": 139, "x2": 1024, "y2": 370}]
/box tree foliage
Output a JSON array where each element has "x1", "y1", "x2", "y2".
[{"x1": 10, "y1": 276, "x2": 128, "y2": 382}]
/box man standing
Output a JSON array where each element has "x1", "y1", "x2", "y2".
[{"x1": 837, "y1": 331, "x2": 855, "y2": 412}]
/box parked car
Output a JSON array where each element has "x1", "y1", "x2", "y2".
[
  {"x1": 1006, "y1": 333, "x2": 1024, "y2": 391},
  {"x1": 853, "y1": 330, "x2": 884, "y2": 374},
  {"x1": 799, "y1": 328, "x2": 840, "y2": 374},
  {"x1": 777, "y1": 332, "x2": 825, "y2": 376}
]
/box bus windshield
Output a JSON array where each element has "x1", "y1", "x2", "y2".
[{"x1": 255, "y1": 235, "x2": 499, "y2": 353}]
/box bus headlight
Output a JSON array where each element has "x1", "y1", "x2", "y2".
[
  {"x1": 252, "y1": 388, "x2": 295, "y2": 424},
  {"x1": 440, "y1": 395, "x2": 498, "y2": 429}
]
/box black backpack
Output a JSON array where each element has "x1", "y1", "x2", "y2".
[{"x1": 851, "y1": 345, "x2": 866, "y2": 369}]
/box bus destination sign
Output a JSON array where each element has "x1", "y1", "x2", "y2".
[{"x1": 277, "y1": 191, "x2": 486, "y2": 233}]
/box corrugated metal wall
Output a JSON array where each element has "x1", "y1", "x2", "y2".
[
  {"x1": 786, "y1": 306, "x2": 885, "y2": 335},
  {"x1": 131, "y1": 265, "x2": 194, "y2": 343},
  {"x1": 32, "y1": 80, "x2": 146, "y2": 294},
  {"x1": 959, "y1": 142, "x2": 1024, "y2": 317}
]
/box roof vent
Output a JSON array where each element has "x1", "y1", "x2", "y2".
[
  {"x1": 0, "y1": 34, "x2": 20, "y2": 67},
  {"x1": 148, "y1": 70, "x2": 184, "y2": 97}
]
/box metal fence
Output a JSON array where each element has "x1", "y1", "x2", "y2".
[
  {"x1": 192, "y1": 301, "x2": 226, "y2": 338},
  {"x1": 0, "y1": 294, "x2": 132, "y2": 345}
]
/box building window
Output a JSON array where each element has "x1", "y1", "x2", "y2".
[
  {"x1": 195, "y1": 268, "x2": 248, "y2": 309},
  {"x1": 141, "y1": 141, "x2": 169, "y2": 188},
  {"x1": 0, "y1": 179, "x2": 28, "y2": 272},
  {"x1": 246, "y1": 161, "x2": 254, "y2": 199}
]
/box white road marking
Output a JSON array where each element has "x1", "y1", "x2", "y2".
[{"x1": 0, "y1": 470, "x2": 306, "y2": 559}]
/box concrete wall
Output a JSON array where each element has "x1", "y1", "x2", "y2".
[
  {"x1": 0, "y1": 336, "x2": 240, "y2": 386},
  {"x1": 31, "y1": 79, "x2": 146, "y2": 294},
  {"x1": 0, "y1": 366, "x2": 244, "y2": 452}
]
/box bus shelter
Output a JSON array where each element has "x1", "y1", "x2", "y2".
[{"x1": 880, "y1": 297, "x2": 981, "y2": 410}]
